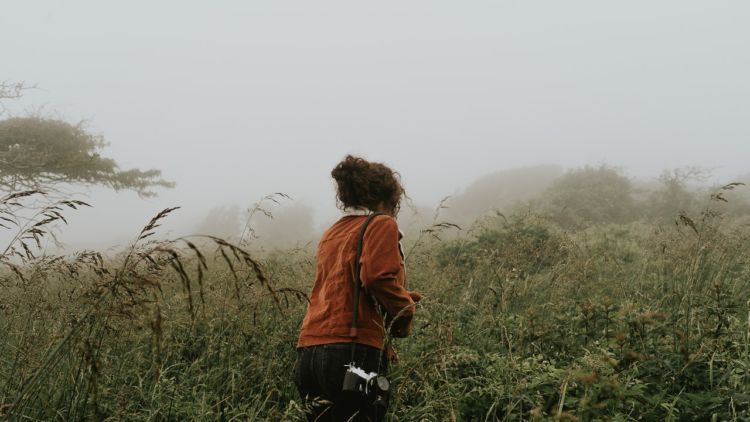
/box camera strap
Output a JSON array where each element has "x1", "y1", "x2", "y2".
[{"x1": 349, "y1": 211, "x2": 384, "y2": 363}]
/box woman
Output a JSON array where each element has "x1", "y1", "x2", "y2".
[{"x1": 295, "y1": 155, "x2": 421, "y2": 422}]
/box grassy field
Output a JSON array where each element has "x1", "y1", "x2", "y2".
[{"x1": 1, "y1": 189, "x2": 750, "y2": 421}]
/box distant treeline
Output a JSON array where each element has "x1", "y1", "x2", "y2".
[
  {"x1": 402, "y1": 164, "x2": 750, "y2": 234},
  {"x1": 196, "y1": 165, "x2": 750, "y2": 249}
]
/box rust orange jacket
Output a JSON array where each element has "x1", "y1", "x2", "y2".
[{"x1": 297, "y1": 214, "x2": 415, "y2": 351}]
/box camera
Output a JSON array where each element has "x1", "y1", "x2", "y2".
[{"x1": 342, "y1": 364, "x2": 390, "y2": 409}]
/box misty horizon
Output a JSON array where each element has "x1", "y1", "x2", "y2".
[{"x1": 2, "y1": 1, "x2": 749, "y2": 247}]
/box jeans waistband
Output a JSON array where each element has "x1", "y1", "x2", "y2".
[{"x1": 298, "y1": 342, "x2": 381, "y2": 352}]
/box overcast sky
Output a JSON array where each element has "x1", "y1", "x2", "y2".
[{"x1": 2, "y1": 1, "x2": 749, "y2": 246}]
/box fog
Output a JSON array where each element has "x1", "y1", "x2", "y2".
[{"x1": 2, "y1": 1, "x2": 749, "y2": 248}]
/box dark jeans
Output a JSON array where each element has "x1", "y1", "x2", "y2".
[{"x1": 295, "y1": 343, "x2": 389, "y2": 422}]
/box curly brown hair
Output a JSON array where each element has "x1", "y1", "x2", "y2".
[{"x1": 331, "y1": 155, "x2": 405, "y2": 215}]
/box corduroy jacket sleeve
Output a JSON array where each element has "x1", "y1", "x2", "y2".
[{"x1": 359, "y1": 215, "x2": 415, "y2": 337}]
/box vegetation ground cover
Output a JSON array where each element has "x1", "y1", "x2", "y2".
[{"x1": 1, "y1": 183, "x2": 749, "y2": 421}]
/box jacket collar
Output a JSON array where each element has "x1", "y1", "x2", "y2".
[
  {"x1": 342, "y1": 208, "x2": 405, "y2": 246},
  {"x1": 342, "y1": 207, "x2": 373, "y2": 217}
]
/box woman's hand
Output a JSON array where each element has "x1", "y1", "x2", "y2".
[{"x1": 409, "y1": 291, "x2": 423, "y2": 303}]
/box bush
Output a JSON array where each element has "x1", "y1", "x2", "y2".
[
  {"x1": 536, "y1": 165, "x2": 637, "y2": 229},
  {"x1": 439, "y1": 213, "x2": 569, "y2": 277}
]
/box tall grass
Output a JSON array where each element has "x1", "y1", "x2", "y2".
[{"x1": 1, "y1": 187, "x2": 749, "y2": 420}]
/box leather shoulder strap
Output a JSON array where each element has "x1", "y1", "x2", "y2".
[{"x1": 349, "y1": 212, "x2": 385, "y2": 338}]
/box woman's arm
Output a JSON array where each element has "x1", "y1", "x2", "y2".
[{"x1": 359, "y1": 216, "x2": 416, "y2": 337}]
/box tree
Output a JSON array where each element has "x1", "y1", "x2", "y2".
[
  {"x1": 0, "y1": 116, "x2": 174, "y2": 196},
  {"x1": 538, "y1": 165, "x2": 636, "y2": 229},
  {"x1": 644, "y1": 167, "x2": 707, "y2": 222},
  {"x1": 0, "y1": 81, "x2": 31, "y2": 117},
  {"x1": 0, "y1": 81, "x2": 27, "y2": 100},
  {"x1": 442, "y1": 164, "x2": 563, "y2": 227},
  {"x1": 195, "y1": 205, "x2": 242, "y2": 238}
]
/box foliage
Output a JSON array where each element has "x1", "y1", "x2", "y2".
[
  {"x1": 438, "y1": 213, "x2": 569, "y2": 279},
  {"x1": 0, "y1": 81, "x2": 29, "y2": 115},
  {"x1": 0, "y1": 117, "x2": 174, "y2": 196},
  {"x1": 441, "y1": 165, "x2": 563, "y2": 227},
  {"x1": 1, "y1": 187, "x2": 750, "y2": 421},
  {"x1": 644, "y1": 167, "x2": 709, "y2": 222},
  {"x1": 195, "y1": 204, "x2": 242, "y2": 239},
  {"x1": 713, "y1": 176, "x2": 750, "y2": 218},
  {"x1": 535, "y1": 165, "x2": 637, "y2": 229}
]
